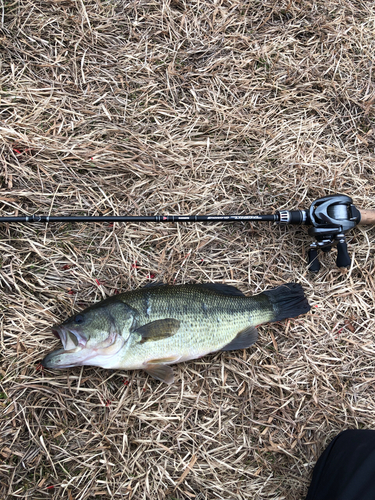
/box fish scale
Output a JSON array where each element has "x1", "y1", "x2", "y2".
[
  {"x1": 41, "y1": 282, "x2": 310, "y2": 384},
  {"x1": 120, "y1": 285, "x2": 273, "y2": 365}
]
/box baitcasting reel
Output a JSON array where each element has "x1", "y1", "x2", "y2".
[
  {"x1": 306, "y1": 195, "x2": 361, "y2": 272},
  {"x1": 278, "y1": 194, "x2": 361, "y2": 272}
]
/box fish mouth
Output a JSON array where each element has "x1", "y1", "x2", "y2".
[
  {"x1": 41, "y1": 326, "x2": 90, "y2": 370},
  {"x1": 53, "y1": 326, "x2": 87, "y2": 350},
  {"x1": 41, "y1": 326, "x2": 125, "y2": 370}
]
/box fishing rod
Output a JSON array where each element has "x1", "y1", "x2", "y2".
[{"x1": 1, "y1": 194, "x2": 375, "y2": 272}]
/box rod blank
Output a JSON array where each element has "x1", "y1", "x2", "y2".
[{"x1": 0, "y1": 214, "x2": 279, "y2": 223}]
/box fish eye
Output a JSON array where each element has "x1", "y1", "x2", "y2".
[{"x1": 74, "y1": 314, "x2": 85, "y2": 324}]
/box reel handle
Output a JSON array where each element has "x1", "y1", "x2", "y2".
[
  {"x1": 336, "y1": 238, "x2": 351, "y2": 268},
  {"x1": 308, "y1": 248, "x2": 320, "y2": 273}
]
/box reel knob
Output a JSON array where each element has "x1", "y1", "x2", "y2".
[
  {"x1": 308, "y1": 248, "x2": 320, "y2": 273},
  {"x1": 336, "y1": 237, "x2": 351, "y2": 268}
]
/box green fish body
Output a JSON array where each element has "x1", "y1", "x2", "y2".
[{"x1": 41, "y1": 282, "x2": 310, "y2": 383}]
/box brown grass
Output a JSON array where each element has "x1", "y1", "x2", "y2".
[{"x1": 1, "y1": 0, "x2": 375, "y2": 498}]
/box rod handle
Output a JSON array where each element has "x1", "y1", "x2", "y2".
[{"x1": 359, "y1": 209, "x2": 375, "y2": 226}]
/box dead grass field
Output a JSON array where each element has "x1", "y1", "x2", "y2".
[{"x1": 1, "y1": 0, "x2": 375, "y2": 498}]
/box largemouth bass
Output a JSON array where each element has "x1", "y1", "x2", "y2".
[{"x1": 41, "y1": 282, "x2": 310, "y2": 383}]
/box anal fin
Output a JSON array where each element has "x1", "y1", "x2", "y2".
[{"x1": 222, "y1": 326, "x2": 258, "y2": 351}]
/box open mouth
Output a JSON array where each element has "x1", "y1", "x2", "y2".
[
  {"x1": 41, "y1": 326, "x2": 124, "y2": 370},
  {"x1": 41, "y1": 327, "x2": 90, "y2": 369},
  {"x1": 52, "y1": 326, "x2": 87, "y2": 351}
]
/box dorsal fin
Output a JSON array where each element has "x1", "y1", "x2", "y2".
[
  {"x1": 142, "y1": 281, "x2": 165, "y2": 289},
  {"x1": 141, "y1": 282, "x2": 245, "y2": 296},
  {"x1": 196, "y1": 283, "x2": 245, "y2": 296}
]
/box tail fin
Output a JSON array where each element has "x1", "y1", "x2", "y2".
[{"x1": 264, "y1": 283, "x2": 310, "y2": 322}]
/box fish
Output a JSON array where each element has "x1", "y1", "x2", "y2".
[{"x1": 41, "y1": 282, "x2": 310, "y2": 384}]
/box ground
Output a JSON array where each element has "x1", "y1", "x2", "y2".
[{"x1": 1, "y1": 1, "x2": 375, "y2": 499}]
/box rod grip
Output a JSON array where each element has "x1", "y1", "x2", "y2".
[{"x1": 358, "y1": 209, "x2": 375, "y2": 226}]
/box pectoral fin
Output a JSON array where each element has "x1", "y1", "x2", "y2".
[
  {"x1": 144, "y1": 364, "x2": 175, "y2": 384},
  {"x1": 135, "y1": 318, "x2": 180, "y2": 344},
  {"x1": 222, "y1": 326, "x2": 258, "y2": 351}
]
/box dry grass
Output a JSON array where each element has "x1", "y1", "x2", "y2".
[{"x1": 1, "y1": 0, "x2": 375, "y2": 498}]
